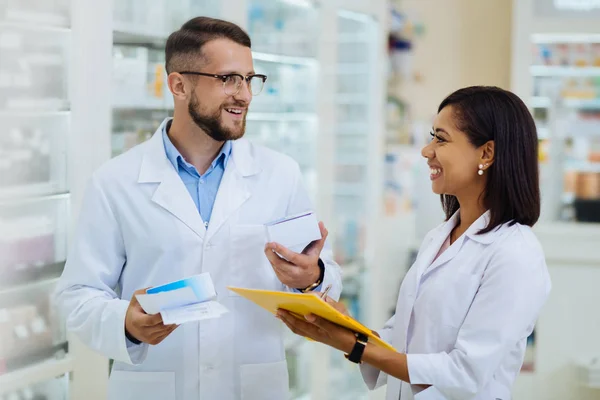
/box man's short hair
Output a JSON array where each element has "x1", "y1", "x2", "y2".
[{"x1": 165, "y1": 17, "x2": 252, "y2": 74}]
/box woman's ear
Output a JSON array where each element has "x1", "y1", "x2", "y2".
[{"x1": 480, "y1": 140, "x2": 495, "y2": 168}]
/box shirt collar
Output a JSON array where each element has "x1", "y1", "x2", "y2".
[{"x1": 162, "y1": 118, "x2": 232, "y2": 174}]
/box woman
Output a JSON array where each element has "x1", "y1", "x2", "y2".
[{"x1": 277, "y1": 86, "x2": 551, "y2": 400}]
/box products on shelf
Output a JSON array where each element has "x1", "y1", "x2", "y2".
[
  {"x1": 0, "y1": 217, "x2": 55, "y2": 275},
  {"x1": 0, "y1": 298, "x2": 64, "y2": 372},
  {"x1": 0, "y1": 128, "x2": 51, "y2": 190},
  {"x1": 0, "y1": 375, "x2": 67, "y2": 400},
  {"x1": 112, "y1": 110, "x2": 170, "y2": 157},
  {"x1": 0, "y1": 25, "x2": 68, "y2": 112},
  {"x1": 252, "y1": 61, "x2": 317, "y2": 114},
  {"x1": 383, "y1": 148, "x2": 420, "y2": 216},
  {"x1": 0, "y1": 0, "x2": 70, "y2": 27},
  {"x1": 112, "y1": 46, "x2": 172, "y2": 110},
  {"x1": 533, "y1": 42, "x2": 600, "y2": 67},
  {"x1": 248, "y1": 1, "x2": 318, "y2": 58}
]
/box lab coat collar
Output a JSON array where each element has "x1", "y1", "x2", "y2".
[
  {"x1": 138, "y1": 118, "x2": 261, "y2": 183},
  {"x1": 434, "y1": 210, "x2": 500, "y2": 245},
  {"x1": 137, "y1": 118, "x2": 260, "y2": 241},
  {"x1": 464, "y1": 210, "x2": 501, "y2": 244}
]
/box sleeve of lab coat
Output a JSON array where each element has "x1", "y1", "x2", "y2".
[
  {"x1": 54, "y1": 175, "x2": 148, "y2": 365},
  {"x1": 360, "y1": 314, "x2": 396, "y2": 390},
  {"x1": 282, "y1": 162, "x2": 343, "y2": 301},
  {"x1": 406, "y1": 243, "x2": 551, "y2": 400}
]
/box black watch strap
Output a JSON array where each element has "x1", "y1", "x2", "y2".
[
  {"x1": 345, "y1": 332, "x2": 368, "y2": 364},
  {"x1": 298, "y1": 258, "x2": 325, "y2": 292},
  {"x1": 125, "y1": 329, "x2": 142, "y2": 345}
]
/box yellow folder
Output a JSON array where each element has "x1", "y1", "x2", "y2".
[{"x1": 227, "y1": 286, "x2": 396, "y2": 351}]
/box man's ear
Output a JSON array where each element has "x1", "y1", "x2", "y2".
[{"x1": 168, "y1": 72, "x2": 188, "y2": 100}]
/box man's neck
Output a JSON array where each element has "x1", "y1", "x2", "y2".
[{"x1": 167, "y1": 117, "x2": 225, "y2": 175}]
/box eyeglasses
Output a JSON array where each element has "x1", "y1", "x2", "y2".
[{"x1": 178, "y1": 71, "x2": 268, "y2": 96}]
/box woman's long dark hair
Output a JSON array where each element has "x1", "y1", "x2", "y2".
[{"x1": 438, "y1": 86, "x2": 540, "y2": 233}]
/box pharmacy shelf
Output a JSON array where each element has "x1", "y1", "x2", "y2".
[
  {"x1": 570, "y1": 120, "x2": 600, "y2": 137},
  {"x1": 336, "y1": 94, "x2": 368, "y2": 105},
  {"x1": 531, "y1": 33, "x2": 600, "y2": 44},
  {"x1": 0, "y1": 191, "x2": 69, "y2": 207},
  {"x1": 333, "y1": 183, "x2": 366, "y2": 197},
  {"x1": 252, "y1": 51, "x2": 318, "y2": 67},
  {"x1": 564, "y1": 98, "x2": 600, "y2": 109},
  {"x1": 537, "y1": 125, "x2": 550, "y2": 139},
  {"x1": 0, "y1": 262, "x2": 65, "y2": 291},
  {"x1": 113, "y1": 25, "x2": 168, "y2": 47},
  {"x1": 113, "y1": 98, "x2": 173, "y2": 111},
  {"x1": 0, "y1": 110, "x2": 70, "y2": 118},
  {"x1": 530, "y1": 66, "x2": 600, "y2": 77},
  {"x1": 247, "y1": 112, "x2": 318, "y2": 122},
  {"x1": 564, "y1": 160, "x2": 600, "y2": 173},
  {"x1": 0, "y1": 356, "x2": 74, "y2": 395},
  {"x1": 1, "y1": 9, "x2": 69, "y2": 28},
  {"x1": 530, "y1": 96, "x2": 552, "y2": 108},
  {"x1": 0, "y1": 20, "x2": 70, "y2": 33}
]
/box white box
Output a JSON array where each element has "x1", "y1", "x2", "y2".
[{"x1": 265, "y1": 211, "x2": 322, "y2": 252}]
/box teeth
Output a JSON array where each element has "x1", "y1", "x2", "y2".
[
  {"x1": 430, "y1": 168, "x2": 441, "y2": 175},
  {"x1": 226, "y1": 108, "x2": 242, "y2": 114}
]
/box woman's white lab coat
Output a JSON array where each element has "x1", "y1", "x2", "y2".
[
  {"x1": 55, "y1": 119, "x2": 342, "y2": 400},
  {"x1": 361, "y1": 211, "x2": 551, "y2": 400}
]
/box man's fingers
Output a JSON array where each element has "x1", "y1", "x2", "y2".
[
  {"x1": 303, "y1": 222, "x2": 328, "y2": 256},
  {"x1": 264, "y1": 245, "x2": 296, "y2": 274},
  {"x1": 149, "y1": 324, "x2": 178, "y2": 345},
  {"x1": 140, "y1": 312, "x2": 164, "y2": 327},
  {"x1": 267, "y1": 243, "x2": 302, "y2": 266},
  {"x1": 131, "y1": 288, "x2": 149, "y2": 306}
]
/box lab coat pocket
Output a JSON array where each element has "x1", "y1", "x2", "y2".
[
  {"x1": 240, "y1": 360, "x2": 289, "y2": 400},
  {"x1": 422, "y1": 270, "x2": 481, "y2": 330},
  {"x1": 413, "y1": 385, "x2": 441, "y2": 400},
  {"x1": 107, "y1": 370, "x2": 176, "y2": 400},
  {"x1": 229, "y1": 224, "x2": 280, "y2": 296}
]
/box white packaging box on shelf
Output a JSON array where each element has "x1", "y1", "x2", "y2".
[{"x1": 575, "y1": 357, "x2": 600, "y2": 389}]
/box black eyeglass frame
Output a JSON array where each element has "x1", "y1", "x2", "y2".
[{"x1": 178, "y1": 71, "x2": 268, "y2": 95}]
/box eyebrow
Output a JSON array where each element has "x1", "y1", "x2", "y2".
[
  {"x1": 217, "y1": 70, "x2": 257, "y2": 76},
  {"x1": 433, "y1": 127, "x2": 450, "y2": 136}
]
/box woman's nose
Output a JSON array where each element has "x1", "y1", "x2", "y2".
[{"x1": 421, "y1": 141, "x2": 434, "y2": 159}]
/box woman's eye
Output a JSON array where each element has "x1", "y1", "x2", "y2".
[{"x1": 430, "y1": 132, "x2": 445, "y2": 143}]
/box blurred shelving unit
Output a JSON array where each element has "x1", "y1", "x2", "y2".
[
  {"x1": 0, "y1": 1, "x2": 75, "y2": 398},
  {"x1": 511, "y1": 1, "x2": 600, "y2": 400}
]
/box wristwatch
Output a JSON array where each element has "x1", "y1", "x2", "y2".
[
  {"x1": 345, "y1": 332, "x2": 369, "y2": 364},
  {"x1": 299, "y1": 258, "x2": 325, "y2": 293}
]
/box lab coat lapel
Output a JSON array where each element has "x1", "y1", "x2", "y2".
[
  {"x1": 397, "y1": 213, "x2": 459, "y2": 339},
  {"x1": 414, "y1": 212, "x2": 460, "y2": 289},
  {"x1": 138, "y1": 121, "x2": 206, "y2": 239},
  {"x1": 205, "y1": 139, "x2": 261, "y2": 243}
]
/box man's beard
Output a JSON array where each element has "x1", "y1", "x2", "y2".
[{"x1": 188, "y1": 91, "x2": 246, "y2": 142}]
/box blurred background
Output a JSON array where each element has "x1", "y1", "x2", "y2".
[{"x1": 0, "y1": 0, "x2": 599, "y2": 399}]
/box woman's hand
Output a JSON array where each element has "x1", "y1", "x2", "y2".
[
  {"x1": 321, "y1": 296, "x2": 351, "y2": 316},
  {"x1": 276, "y1": 309, "x2": 356, "y2": 353}
]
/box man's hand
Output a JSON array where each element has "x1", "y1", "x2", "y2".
[
  {"x1": 264, "y1": 221, "x2": 328, "y2": 289},
  {"x1": 125, "y1": 288, "x2": 178, "y2": 345}
]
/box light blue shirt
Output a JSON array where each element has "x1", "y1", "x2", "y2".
[{"x1": 162, "y1": 120, "x2": 231, "y2": 226}]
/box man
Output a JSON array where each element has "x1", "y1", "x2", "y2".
[{"x1": 55, "y1": 17, "x2": 342, "y2": 400}]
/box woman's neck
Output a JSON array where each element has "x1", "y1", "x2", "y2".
[{"x1": 451, "y1": 195, "x2": 487, "y2": 242}]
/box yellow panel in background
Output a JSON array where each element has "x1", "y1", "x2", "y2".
[{"x1": 227, "y1": 286, "x2": 396, "y2": 352}]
